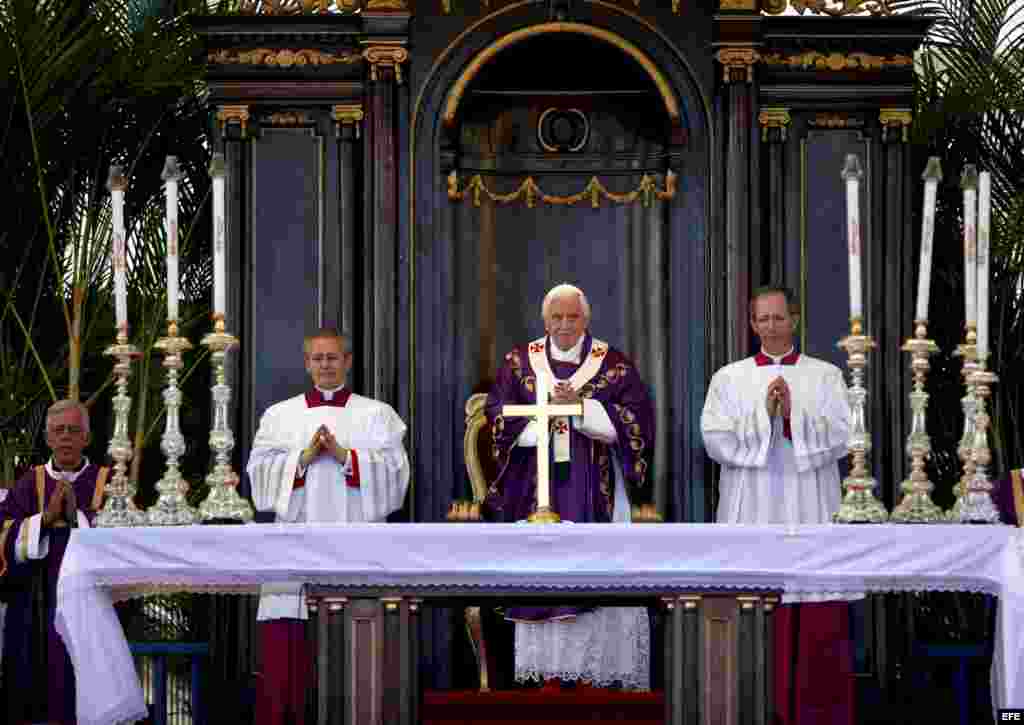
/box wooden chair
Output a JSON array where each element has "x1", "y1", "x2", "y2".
[{"x1": 449, "y1": 392, "x2": 496, "y2": 691}]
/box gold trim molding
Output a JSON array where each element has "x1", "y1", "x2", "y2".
[
  {"x1": 879, "y1": 107, "x2": 913, "y2": 142},
  {"x1": 447, "y1": 170, "x2": 676, "y2": 208},
  {"x1": 758, "y1": 107, "x2": 791, "y2": 141},
  {"x1": 216, "y1": 105, "x2": 251, "y2": 135},
  {"x1": 760, "y1": 50, "x2": 913, "y2": 71},
  {"x1": 787, "y1": 0, "x2": 894, "y2": 15},
  {"x1": 208, "y1": 48, "x2": 364, "y2": 67},
  {"x1": 719, "y1": 0, "x2": 758, "y2": 8},
  {"x1": 362, "y1": 43, "x2": 410, "y2": 83},
  {"x1": 237, "y1": 0, "x2": 365, "y2": 13},
  {"x1": 443, "y1": 22, "x2": 680, "y2": 127},
  {"x1": 716, "y1": 47, "x2": 760, "y2": 83}
]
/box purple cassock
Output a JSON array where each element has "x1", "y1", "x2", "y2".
[
  {"x1": 483, "y1": 334, "x2": 655, "y2": 622},
  {"x1": 0, "y1": 462, "x2": 108, "y2": 725}
]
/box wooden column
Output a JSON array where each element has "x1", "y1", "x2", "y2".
[
  {"x1": 361, "y1": 43, "x2": 408, "y2": 403},
  {"x1": 758, "y1": 108, "x2": 791, "y2": 286},
  {"x1": 876, "y1": 108, "x2": 915, "y2": 511},
  {"x1": 333, "y1": 104, "x2": 364, "y2": 381},
  {"x1": 716, "y1": 47, "x2": 760, "y2": 362},
  {"x1": 663, "y1": 592, "x2": 777, "y2": 725}
]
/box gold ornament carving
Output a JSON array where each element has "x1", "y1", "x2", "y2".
[
  {"x1": 216, "y1": 105, "x2": 251, "y2": 135},
  {"x1": 447, "y1": 170, "x2": 676, "y2": 208},
  {"x1": 236, "y1": 0, "x2": 362, "y2": 13},
  {"x1": 789, "y1": 0, "x2": 894, "y2": 15},
  {"x1": 365, "y1": 0, "x2": 407, "y2": 8},
  {"x1": 208, "y1": 48, "x2": 364, "y2": 67},
  {"x1": 719, "y1": 0, "x2": 758, "y2": 9},
  {"x1": 761, "y1": 0, "x2": 787, "y2": 12},
  {"x1": 716, "y1": 47, "x2": 760, "y2": 83},
  {"x1": 760, "y1": 51, "x2": 913, "y2": 71},
  {"x1": 264, "y1": 111, "x2": 312, "y2": 126},
  {"x1": 809, "y1": 112, "x2": 862, "y2": 129},
  {"x1": 758, "y1": 107, "x2": 791, "y2": 142},
  {"x1": 363, "y1": 45, "x2": 410, "y2": 83}
]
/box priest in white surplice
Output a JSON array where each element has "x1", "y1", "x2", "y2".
[
  {"x1": 701, "y1": 285, "x2": 855, "y2": 725},
  {"x1": 247, "y1": 328, "x2": 409, "y2": 725}
]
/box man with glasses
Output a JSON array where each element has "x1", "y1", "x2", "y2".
[
  {"x1": 247, "y1": 328, "x2": 410, "y2": 725},
  {"x1": 0, "y1": 400, "x2": 110, "y2": 724}
]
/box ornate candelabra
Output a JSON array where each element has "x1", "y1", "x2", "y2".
[
  {"x1": 890, "y1": 321, "x2": 944, "y2": 522},
  {"x1": 147, "y1": 321, "x2": 199, "y2": 525},
  {"x1": 96, "y1": 331, "x2": 145, "y2": 526},
  {"x1": 948, "y1": 328, "x2": 980, "y2": 520},
  {"x1": 834, "y1": 317, "x2": 889, "y2": 523},
  {"x1": 198, "y1": 316, "x2": 253, "y2": 523},
  {"x1": 956, "y1": 356, "x2": 1002, "y2": 523}
]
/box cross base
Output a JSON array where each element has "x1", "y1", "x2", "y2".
[{"x1": 528, "y1": 506, "x2": 561, "y2": 524}]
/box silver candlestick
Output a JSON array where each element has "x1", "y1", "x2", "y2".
[
  {"x1": 834, "y1": 317, "x2": 889, "y2": 523},
  {"x1": 199, "y1": 316, "x2": 253, "y2": 523},
  {"x1": 890, "y1": 321, "x2": 944, "y2": 523},
  {"x1": 948, "y1": 327, "x2": 980, "y2": 520},
  {"x1": 957, "y1": 357, "x2": 1002, "y2": 523},
  {"x1": 96, "y1": 330, "x2": 145, "y2": 527},
  {"x1": 147, "y1": 321, "x2": 199, "y2": 525}
]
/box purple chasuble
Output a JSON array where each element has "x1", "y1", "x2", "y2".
[
  {"x1": 484, "y1": 335, "x2": 655, "y2": 622},
  {"x1": 0, "y1": 463, "x2": 106, "y2": 725}
]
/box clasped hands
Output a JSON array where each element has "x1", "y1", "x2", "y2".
[
  {"x1": 300, "y1": 425, "x2": 349, "y2": 468},
  {"x1": 42, "y1": 481, "x2": 77, "y2": 528},
  {"x1": 765, "y1": 376, "x2": 792, "y2": 418},
  {"x1": 550, "y1": 381, "x2": 581, "y2": 406}
]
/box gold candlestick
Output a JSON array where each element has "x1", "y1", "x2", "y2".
[
  {"x1": 198, "y1": 316, "x2": 254, "y2": 524},
  {"x1": 147, "y1": 320, "x2": 199, "y2": 525},
  {"x1": 96, "y1": 329, "x2": 145, "y2": 527},
  {"x1": 834, "y1": 317, "x2": 889, "y2": 523},
  {"x1": 948, "y1": 326, "x2": 979, "y2": 520},
  {"x1": 890, "y1": 321, "x2": 944, "y2": 523}
]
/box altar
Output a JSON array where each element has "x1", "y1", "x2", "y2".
[{"x1": 55, "y1": 522, "x2": 1024, "y2": 725}]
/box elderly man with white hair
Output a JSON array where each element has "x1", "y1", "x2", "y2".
[
  {"x1": 0, "y1": 399, "x2": 110, "y2": 724},
  {"x1": 484, "y1": 283, "x2": 655, "y2": 691}
]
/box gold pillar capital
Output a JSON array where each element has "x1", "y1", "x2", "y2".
[
  {"x1": 216, "y1": 104, "x2": 251, "y2": 136},
  {"x1": 716, "y1": 47, "x2": 760, "y2": 83},
  {"x1": 362, "y1": 42, "x2": 409, "y2": 83},
  {"x1": 758, "y1": 107, "x2": 791, "y2": 142},
  {"x1": 879, "y1": 107, "x2": 913, "y2": 143},
  {"x1": 333, "y1": 103, "x2": 364, "y2": 136}
]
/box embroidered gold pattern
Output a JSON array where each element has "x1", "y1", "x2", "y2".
[{"x1": 613, "y1": 404, "x2": 648, "y2": 485}]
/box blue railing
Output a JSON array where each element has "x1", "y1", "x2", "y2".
[{"x1": 129, "y1": 641, "x2": 209, "y2": 725}]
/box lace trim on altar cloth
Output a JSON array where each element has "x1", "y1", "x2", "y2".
[
  {"x1": 58, "y1": 571, "x2": 1009, "y2": 606},
  {"x1": 514, "y1": 606, "x2": 651, "y2": 691}
]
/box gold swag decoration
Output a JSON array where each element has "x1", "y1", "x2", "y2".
[{"x1": 447, "y1": 171, "x2": 676, "y2": 209}]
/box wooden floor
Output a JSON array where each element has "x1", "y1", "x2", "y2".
[{"x1": 421, "y1": 688, "x2": 664, "y2": 725}]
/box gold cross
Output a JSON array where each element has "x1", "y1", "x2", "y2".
[{"x1": 502, "y1": 372, "x2": 582, "y2": 523}]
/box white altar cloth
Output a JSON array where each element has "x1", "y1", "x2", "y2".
[{"x1": 56, "y1": 523, "x2": 1024, "y2": 725}]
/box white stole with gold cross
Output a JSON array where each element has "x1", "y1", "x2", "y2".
[{"x1": 528, "y1": 336, "x2": 609, "y2": 463}]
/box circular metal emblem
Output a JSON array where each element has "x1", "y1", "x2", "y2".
[{"x1": 537, "y1": 108, "x2": 590, "y2": 153}]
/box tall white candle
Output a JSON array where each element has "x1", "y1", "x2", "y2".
[
  {"x1": 535, "y1": 370, "x2": 550, "y2": 510},
  {"x1": 977, "y1": 171, "x2": 991, "y2": 358},
  {"x1": 841, "y1": 154, "x2": 864, "y2": 319},
  {"x1": 161, "y1": 156, "x2": 182, "y2": 322},
  {"x1": 915, "y1": 158, "x2": 943, "y2": 322},
  {"x1": 961, "y1": 165, "x2": 979, "y2": 328},
  {"x1": 210, "y1": 153, "x2": 227, "y2": 317},
  {"x1": 107, "y1": 166, "x2": 128, "y2": 332}
]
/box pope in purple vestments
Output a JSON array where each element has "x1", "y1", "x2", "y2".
[
  {"x1": 0, "y1": 401, "x2": 108, "y2": 725},
  {"x1": 483, "y1": 285, "x2": 655, "y2": 632}
]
